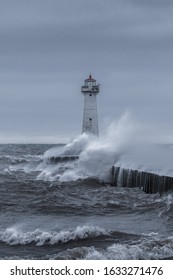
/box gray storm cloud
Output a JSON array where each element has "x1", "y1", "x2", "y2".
[{"x1": 0, "y1": 0, "x2": 173, "y2": 143}]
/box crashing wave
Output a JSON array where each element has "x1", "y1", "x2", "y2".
[{"x1": 0, "y1": 225, "x2": 109, "y2": 246}]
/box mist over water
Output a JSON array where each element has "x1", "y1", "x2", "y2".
[{"x1": 39, "y1": 112, "x2": 173, "y2": 182}]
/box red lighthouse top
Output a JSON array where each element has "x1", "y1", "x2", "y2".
[{"x1": 85, "y1": 74, "x2": 96, "y2": 82}]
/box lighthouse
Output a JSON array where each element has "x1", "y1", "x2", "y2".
[{"x1": 81, "y1": 74, "x2": 100, "y2": 136}]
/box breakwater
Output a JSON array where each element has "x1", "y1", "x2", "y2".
[
  {"x1": 111, "y1": 166, "x2": 173, "y2": 194},
  {"x1": 48, "y1": 156, "x2": 79, "y2": 163}
]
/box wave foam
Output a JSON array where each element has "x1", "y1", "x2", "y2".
[
  {"x1": 0, "y1": 225, "x2": 109, "y2": 246},
  {"x1": 84, "y1": 237, "x2": 173, "y2": 260},
  {"x1": 37, "y1": 112, "x2": 173, "y2": 183},
  {"x1": 38, "y1": 235, "x2": 173, "y2": 260}
]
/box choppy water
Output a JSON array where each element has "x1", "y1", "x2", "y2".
[{"x1": 0, "y1": 140, "x2": 173, "y2": 260}]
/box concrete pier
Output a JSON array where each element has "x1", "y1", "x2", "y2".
[
  {"x1": 111, "y1": 166, "x2": 173, "y2": 194},
  {"x1": 48, "y1": 156, "x2": 79, "y2": 163}
]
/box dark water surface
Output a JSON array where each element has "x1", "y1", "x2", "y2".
[{"x1": 0, "y1": 144, "x2": 173, "y2": 259}]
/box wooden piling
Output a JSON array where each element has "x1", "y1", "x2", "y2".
[{"x1": 110, "y1": 166, "x2": 173, "y2": 194}]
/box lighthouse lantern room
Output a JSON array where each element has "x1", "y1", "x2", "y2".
[{"x1": 81, "y1": 74, "x2": 100, "y2": 136}]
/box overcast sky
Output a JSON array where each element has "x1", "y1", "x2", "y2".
[{"x1": 0, "y1": 0, "x2": 173, "y2": 143}]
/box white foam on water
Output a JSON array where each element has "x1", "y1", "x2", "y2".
[
  {"x1": 158, "y1": 193, "x2": 173, "y2": 216},
  {"x1": 1, "y1": 224, "x2": 173, "y2": 259},
  {"x1": 7, "y1": 154, "x2": 43, "y2": 175},
  {"x1": 0, "y1": 225, "x2": 108, "y2": 246},
  {"x1": 45, "y1": 234, "x2": 173, "y2": 260},
  {"x1": 38, "y1": 112, "x2": 173, "y2": 182},
  {"x1": 44, "y1": 134, "x2": 90, "y2": 159},
  {"x1": 84, "y1": 237, "x2": 173, "y2": 260}
]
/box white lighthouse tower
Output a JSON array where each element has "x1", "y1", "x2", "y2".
[{"x1": 81, "y1": 74, "x2": 100, "y2": 136}]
